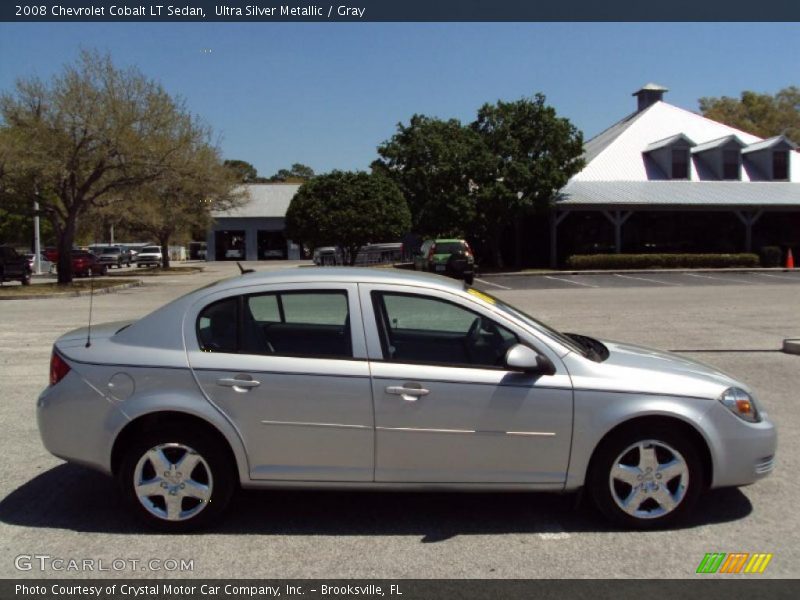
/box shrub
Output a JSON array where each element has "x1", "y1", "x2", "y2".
[
  {"x1": 564, "y1": 253, "x2": 760, "y2": 270},
  {"x1": 759, "y1": 246, "x2": 782, "y2": 268}
]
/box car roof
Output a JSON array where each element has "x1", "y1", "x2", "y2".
[{"x1": 208, "y1": 267, "x2": 466, "y2": 294}]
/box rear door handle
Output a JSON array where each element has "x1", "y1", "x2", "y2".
[
  {"x1": 385, "y1": 385, "x2": 430, "y2": 402},
  {"x1": 217, "y1": 376, "x2": 261, "y2": 391}
]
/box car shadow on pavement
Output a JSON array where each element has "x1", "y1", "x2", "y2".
[{"x1": 0, "y1": 464, "x2": 753, "y2": 540}]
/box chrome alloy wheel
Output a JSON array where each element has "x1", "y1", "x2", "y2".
[
  {"x1": 608, "y1": 440, "x2": 689, "y2": 520},
  {"x1": 133, "y1": 443, "x2": 213, "y2": 522}
]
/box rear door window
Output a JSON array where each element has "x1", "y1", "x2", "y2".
[{"x1": 198, "y1": 291, "x2": 351, "y2": 359}]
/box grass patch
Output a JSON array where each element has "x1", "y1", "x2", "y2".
[
  {"x1": 106, "y1": 266, "x2": 203, "y2": 277},
  {"x1": 0, "y1": 278, "x2": 140, "y2": 298}
]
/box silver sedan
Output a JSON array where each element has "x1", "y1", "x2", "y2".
[{"x1": 37, "y1": 268, "x2": 776, "y2": 531}]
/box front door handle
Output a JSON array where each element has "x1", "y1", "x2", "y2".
[
  {"x1": 385, "y1": 384, "x2": 430, "y2": 402},
  {"x1": 217, "y1": 376, "x2": 261, "y2": 391}
]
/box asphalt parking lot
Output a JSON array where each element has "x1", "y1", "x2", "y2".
[
  {"x1": 0, "y1": 263, "x2": 798, "y2": 579},
  {"x1": 476, "y1": 269, "x2": 800, "y2": 291}
]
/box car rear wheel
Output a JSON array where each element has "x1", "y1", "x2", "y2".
[
  {"x1": 118, "y1": 426, "x2": 235, "y2": 531},
  {"x1": 588, "y1": 426, "x2": 703, "y2": 529},
  {"x1": 21, "y1": 273, "x2": 31, "y2": 285}
]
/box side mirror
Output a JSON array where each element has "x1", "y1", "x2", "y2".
[{"x1": 505, "y1": 344, "x2": 556, "y2": 376}]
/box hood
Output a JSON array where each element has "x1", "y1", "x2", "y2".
[{"x1": 568, "y1": 338, "x2": 746, "y2": 400}]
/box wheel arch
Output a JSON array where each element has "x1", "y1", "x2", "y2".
[
  {"x1": 111, "y1": 411, "x2": 245, "y2": 484},
  {"x1": 584, "y1": 415, "x2": 713, "y2": 491}
]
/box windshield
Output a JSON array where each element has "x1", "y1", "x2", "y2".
[
  {"x1": 434, "y1": 242, "x2": 465, "y2": 254},
  {"x1": 466, "y1": 288, "x2": 587, "y2": 356},
  {"x1": 98, "y1": 247, "x2": 119, "y2": 253},
  {"x1": 141, "y1": 247, "x2": 160, "y2": 253}
]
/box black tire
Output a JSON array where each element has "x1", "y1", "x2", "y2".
[
  {"x1": 100, "y1": 266, "x2": 108, "y2": 276},
  {"x1": 588, "y1": 424, "x2": 704, "y2": 529},
  {"x1": 118, "y1": 425, "x2": 235, "y2": 532},
  {"x1": 464, "y1": 273, "x2": 474, "y2": 286},
  {"x1": 21, "y1": 272, "x2": 31, "y2": 286}
]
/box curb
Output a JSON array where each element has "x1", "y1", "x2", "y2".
[
  {"x1": 481, "y1": 268, "x2": 799, "y2": 278},
  {"x1": 0, "y1": 280, "x2": 143, "y2": 301},
  {"x1": 783, "y1": 339, "x2": 800, "y2": 356}
]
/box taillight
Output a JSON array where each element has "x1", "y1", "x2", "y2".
[
  {"x1": 50, "y1": 351, "x2": 70, "y2": 386},
  {"x1": 464, "y1": 242, "x2": 473, "y2": 258}
]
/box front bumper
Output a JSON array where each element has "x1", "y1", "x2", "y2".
[{"x1": 705, "y1": 401, "x2": 777, "y2": 488}]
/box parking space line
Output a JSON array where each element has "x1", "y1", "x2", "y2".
[
  {"x1": 752, "y1": 272, "x2": 800, "y2": 282},
  {"x1": 685, "y1": 273, "x2": 757, "y2": 285},
  {"x1": 614, "y1": 273, "x2": 681, "y2": 286},
  {"x1": 475, "y1": 278, "x2": 511, "y2": 290},
  {"x1": 544, "y1": 276, "x2": 597, "y2": 288}
]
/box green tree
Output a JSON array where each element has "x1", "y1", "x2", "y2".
[
  {"x1": 285, "y1": 171, "x2": 410, "y2": 265},
  {"x1": 269, "y1": 163, "x2": 315, "y2": 182},
  {"x1": 0, "y1": 50, "x2": 205, "y2": 283},
  {"x1": 699, "y1": 87, "x2": 800, "y2": 141},
  {"x1": 123, "y1": 135, "x2": 241, "y2": 268},
  {"x1": 372, "y1": 115, "x2": 489, "y2": 237},
  {"x1": 471, "y1": 93, "x2": 584, "y2": 266},
  {"x1": 224, "y1": 159, "x2": 259, "y2": 183}
]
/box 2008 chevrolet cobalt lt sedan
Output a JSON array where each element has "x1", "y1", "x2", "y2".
[{"x1": 38, "y1": 268, "x2": 776, "y2": 531}]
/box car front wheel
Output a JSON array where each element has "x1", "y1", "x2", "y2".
[
  {"x1": 588, "y1": 425, "x2": 703, "y2": 529},
  {"x1": 118, "y1": 426, "x2": 235, "y2": 531}
]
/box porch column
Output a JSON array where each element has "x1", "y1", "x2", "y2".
[
  {"x1": 549, "y1": 209, "x2": 570, "y2": 268},
  {"x1": 603, "y1": 210, "x2": 633, "y2": 254},
  {"x1": 734, "y1": 210, "x2": 764, "y2": 253}
]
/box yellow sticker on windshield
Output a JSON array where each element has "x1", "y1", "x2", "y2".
[{"x1": 467, "y1": 288, "x2": 496, "y2": 305}]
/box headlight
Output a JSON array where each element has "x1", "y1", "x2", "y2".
[{"x1": 719, "y1": 387, "x2": 760, "y2": 423}]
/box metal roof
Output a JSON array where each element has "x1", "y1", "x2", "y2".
[
  {"x1": 557, "y1": 180, "x2": 800, "y2": 207},
  {"x1": 570, "y1": 102, "x2": 798, "y2": 182},
  {"x1": 741, "y1": 135, "x2": 798, "y2": 154},
  {"x1": 691, "y1": 135, "x2": 745, "y2": 154},
  {"x1": 212, "y1": 183, "x2": 301, "y2": 218},
  {"x1": 581, "y1": 108, "x2": 648, "y2": 164},
  {"x1": 644, "y1": 133, "x2": 695, "y2": 152}
]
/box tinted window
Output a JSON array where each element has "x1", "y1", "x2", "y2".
[
  {"x1": 373, "y1": 292, "x2": 517, "y2": 368},
  {"x1": 671, "y1": 149, "x2": 689, "y2": 179},
  {"x1": 723, "y1": 149, "x2": 740, "y2": 180},
  {"x1": 197, "y1": 297, "x2": 238, "y2": 353},
  {"x1": 774, "y1": 151, "x2": 789, "y2": 180},
  {"x1": 243, "y1": 291, "x2": 350, "y2": 357},
  {"x1": 197, "y1": 292, "x2": 351, "y2": 358},
  {"x1": 434, "y1": 242, "x2": 466, "y2": 254}
]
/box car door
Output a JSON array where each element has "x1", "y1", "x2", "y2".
[
  {"x1": 359, "y1": 283, "x2": 573, "y2": 484},
  {"x1": 185, "y1": 282, "x2": 374, "y2": 482}
]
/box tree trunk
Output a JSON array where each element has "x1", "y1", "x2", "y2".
[
  {"x1": 56, "y1": 214, "x2": 78, "y2": 285},
  {"x1": 490, "y1": 224, "x2": 505, "y2": 269},
  {"x1": 160, "y1": 238, "x2": 170, "y2": 269}
]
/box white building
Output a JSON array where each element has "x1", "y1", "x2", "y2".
[
  {"x1": 207, "y1": 183, "x2": 302, "y2": 261},
  {"x1": 551, "y1": 84, "x2": 800, "y2": 266}
]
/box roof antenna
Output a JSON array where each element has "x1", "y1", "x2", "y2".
[{"x1": 237, "y1": 261, "x2": 254, "y2": 275}]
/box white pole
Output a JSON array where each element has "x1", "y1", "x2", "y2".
[
  {"x1": 110, "y1": 223, "x2": 115, "y2": 245},
  {"x1": 33, "y1": 199, "x2": 42, "y2": 275}
]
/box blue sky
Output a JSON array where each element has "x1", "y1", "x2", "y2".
[{"x1": 0, "y1": 22, "x2": 797, "y2": 177}]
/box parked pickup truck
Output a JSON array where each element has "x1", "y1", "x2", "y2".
[{"x1": 0, "y1": 246, "x2": 32, "y2": 285}]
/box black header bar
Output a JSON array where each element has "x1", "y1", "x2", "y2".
[{"x1": 2, "y1": 1, "x2": 800, "y2": 22}]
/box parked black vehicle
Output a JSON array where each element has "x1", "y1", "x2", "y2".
[{"x1": 0, "y1": 246, "x2": 32, "y2": 285}]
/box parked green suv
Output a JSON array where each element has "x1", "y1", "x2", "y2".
[{"x1": 413, "y1": 239, "x2": 475, "y2": 284}]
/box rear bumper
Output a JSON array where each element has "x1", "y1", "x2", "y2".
[{"x1": 37, "y1": 370, "x2": 124, "y2": 474}]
